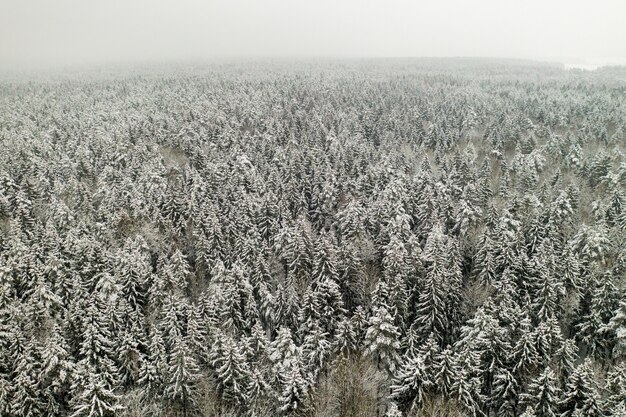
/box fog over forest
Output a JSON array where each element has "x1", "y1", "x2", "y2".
[{"x1": 1, "y1": 0, "x2": 626, "y2": 68}]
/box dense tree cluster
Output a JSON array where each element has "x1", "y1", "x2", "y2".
[{"x1": 0, "y1": 59, "x2": 624, "y2": 416}]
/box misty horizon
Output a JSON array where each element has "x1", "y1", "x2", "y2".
[{"x1": 2, "y1": 0, "x2": 626, "y2": 70}]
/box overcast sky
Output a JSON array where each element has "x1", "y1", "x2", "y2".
[{"x1": 1, "y1": 0, "x2": 625, "y2": 68}]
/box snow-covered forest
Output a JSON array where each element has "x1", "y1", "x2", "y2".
[{"x1": 0, "y1": 59, "x2": 624, "y2": 417}]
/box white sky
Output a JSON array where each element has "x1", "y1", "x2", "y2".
[{"x1": 1, "y1": 0, "x2": 625, "y2": 68}]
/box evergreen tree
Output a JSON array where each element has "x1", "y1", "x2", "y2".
[
  {"x1": 576, "y1": 272, "x2": 619, "y2": 359},
  {"x1": 450, "y1": 367, "x2": 484, "y2": 417},
  {"x1": 432, "y1": 346, "x2": 457, "y2": 396},
  {"x1": 138, "y1": 326, "x2": 168, "y2": 400},
  {"x1": 334, "y1": 316, "x2": 359, "y2": 355},
  {"x1": 530, "y1": 243, "x2": 565, "y2": 321},
  {"x1": 39, "y1": 325, "x2": 74, "y2": 416},
  {"x1": 210, "y1": 336, "x2": 251, "y2": 406},
  {"x1": 389, "y1": 355, "x2": 430, "y2": 411},
  {"x1": 116, "y1": 327, "x2": 142, "y2": 387},
  {"x1": 11, "y1": 342, "x2": 43, "y2": 417},
  {"x1": 522, "y1": 368, "x2": 560, "y2": 417},
  {"x1": 512, "y1": 316, "x2": 539, "y2": 381},
  {"x1": 602, "y1": 364, "x2": 626, "y2": 416},
  {"x1": 605, "y1": 297, "x2": 626, "y2": 360},
  {"x1": 164, "y1": 336, "x2": 200, "y2": 416},
  {"x1": 364, "y1": 305, "x2": 401, "y2": 373},
  {"x1": 269, "y1": 326, "x2": 301, "y2": 387},
  {"x1": 301, "y1": 321, "x2": 331, "y2": 381},
  {"x1": 277, "y1": 360, "x2": 309, "y2": 415},
  {"x1": 491, "y1": 368, "x2": 520, "y2": 417},
  {"x1": 114, "y1": 236, "x2": 151, "y2": 313},
  {"x1": 412, "y1": 224, "x2": 462, "y2": 343},
  {"x1": 77, "y1": 302, "x2": 119, "y2": 387},
  {"x1": 70, "y1": 367, "x2": 123, "y2": 417},
  {"x1": 559, "y1": 360, "x2": 603, "y2": 417}
]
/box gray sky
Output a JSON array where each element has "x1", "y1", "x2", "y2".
[{"x1": 1, "y1": 0, "x2": 626, "y2": 68}]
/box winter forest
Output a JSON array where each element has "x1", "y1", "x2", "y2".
[{"x1": 0, "y1": 59, "x2": 624, "y2": 417}]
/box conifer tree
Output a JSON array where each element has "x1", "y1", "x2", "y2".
[
  {"x1": 491, "y1": 368, "x2": 520, "y2": 417},
  {"x1": 602, "y1": 364, "x2": 626, "y2": 416},
  {"x1": 40, "y1": 325, "x2": 74, "y2": 416},
  {"x1": 210, "y1": 336, "x2": 250, "y2": 406},
  {"x1": 70, "y1": 367, "x2": 123, "y2": 417},
  {"x1": 301, "y1": 321, "x2": 331, "y2": 381},
  {"x1": 116, "y1": 328, "x2": 142, "y2": 387},
  {"x1": 512, "y1": 316, "x2": 539, "y2": 381},
  {"x1": 270, "y1": 326, "x2": 298, "y2": 366},
  {"x1": 77, "y1": 302, "x2": 119, "y2": 387},
  {"x1": 277, "y1": 360, "x2": 309, "y2": 415},
  {"x1": 11, "y1": 342, "x2": 43, "y2": 417},
  {"x1": 164, "y1": 336, "x2": 200, "y2": 416},
  {"x1": 576, "y1": 272, "x2": 619, "y2": 359},
  {"x1": 138, "y1": 326, "x2": 168, "y2": 400},
  {"x1": 364, "y1": 305, "x2": 401, "y2": 373},
  {"x1": 413, "y1": 224, "x2": 462, "y2": 343},
  {"x1": 334, "y1": 316, "x2": 359, "y2": 356},
  {"x1": 0, "y1": 56, "x2": 624, "y2": 417},
  {"x1": 432, "y1": 346, "x2": 457, "y2": 396},
  {"x1": 559, "y1": 360, "x2": 603, "y2": 417},
  {"x1": 115, "y1": 236, "x2": 151, "y2": 313},
  {"x1": 389, "y1": 355, "x2": 430, "y2": 411},
  {"x1": 522, "y1": 368, "x2": 560, "y2": 417},
  {"x1": 605, "y1": 297, "x2": 626, "y2": 360}
]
